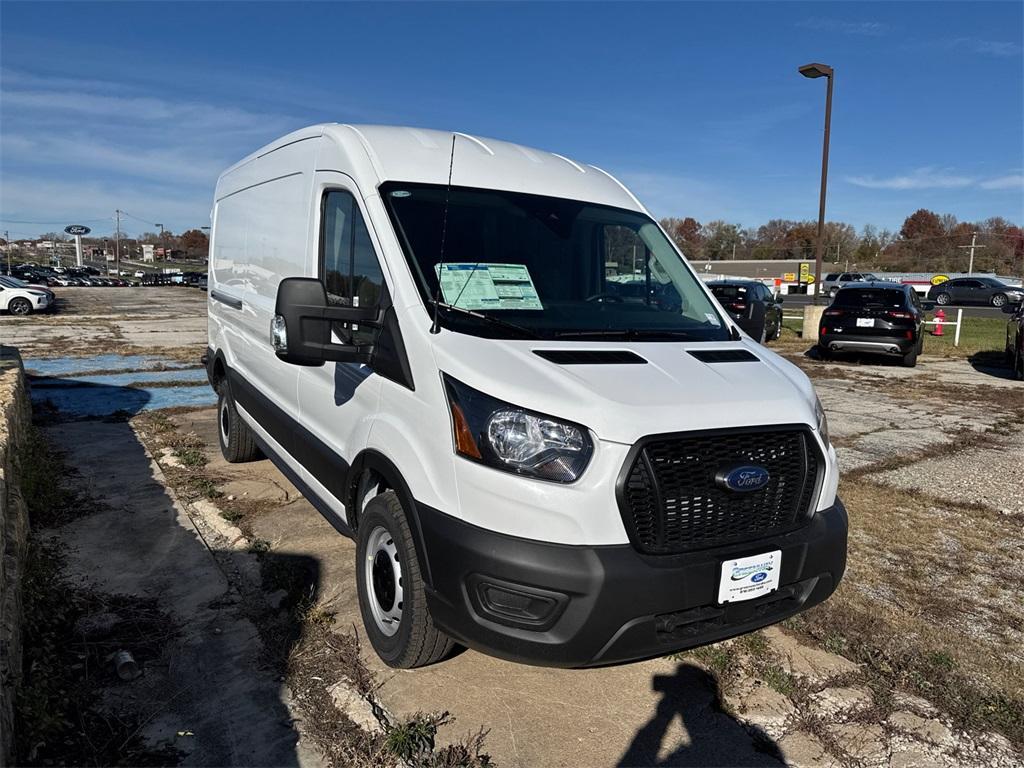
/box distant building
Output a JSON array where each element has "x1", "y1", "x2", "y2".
[{"x1": 142, "y1": 244, "x2": 155, "y2": 262}]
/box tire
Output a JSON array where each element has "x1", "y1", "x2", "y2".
[
  {"x1": 901, "y1": 345, "x2": 918, "y2": 368},
  {"x1": 1016, "y1": 346, "x2": 1024, "y2": 381},
  {"x1": 935, "y1": 292, "x2": 951, "y2": 306},
  {"x1": 217, "y1": 379, "x2": 262, "y2": 463},
  {"x1": 8, "y1": 297, "x2": 32, "y2": 316},
  {"x1": 772, "y1": 319, "x2": 783, "y2": 341},
  {"x1": 356, "y1": 491, "x2": 454, "y2": 669},
  {"x1": 758, "y1": 325, "x2": 767, "y2": 345},
  {"x1": 817, "y1": 344, "x2": 831, "y2": 360},
  {"x1": 992, "y1": 293, "x2": 1007, "y2": 308}
]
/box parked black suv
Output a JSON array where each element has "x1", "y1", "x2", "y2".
[
  {"x1": 927, "y1": 277, "x2": 1024, "y2": 308},
  {"x1": 819, "y1": 282, "x2": 932, "y2": 367},
  {"x1": 707, "y1": 279, "x2": 783, "y2": 344}
]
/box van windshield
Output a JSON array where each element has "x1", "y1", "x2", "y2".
[{"x1": 380, "y1": 183, "x2": 728, "y2": 341}]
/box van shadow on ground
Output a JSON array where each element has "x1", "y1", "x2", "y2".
[
  {"x1": 24, "y1": 370, "x2": 310, "y2": 765},
  {"x1": 618, "y1": 663, "x2": 784, "y2": 767},
  {"x1": 967, "y1": 350, "x2": 1018, "y2": 381}
]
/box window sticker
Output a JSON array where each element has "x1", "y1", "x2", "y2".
[
  {"x1": 704, "y1": 312, "x2": 721, "y2": 326},
  {"x1": 435, "y1": 263, "x2": 543, "y2": 311}
]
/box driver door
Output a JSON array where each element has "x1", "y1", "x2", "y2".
[{"x1": 296, "y1": 176, "x2": 388, "y2": 516}]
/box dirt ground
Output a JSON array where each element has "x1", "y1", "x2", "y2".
[{"x1": 5, "y1": 288, "x2": 1022, "y2": 767}]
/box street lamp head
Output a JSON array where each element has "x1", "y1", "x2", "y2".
[{"x1": 799, "y1": 62, "x2": 833, "y2": 79}]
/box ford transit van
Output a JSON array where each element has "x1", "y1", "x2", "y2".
[{"x1": 204, "y1": 125, "x2": 847, "y2": 669}]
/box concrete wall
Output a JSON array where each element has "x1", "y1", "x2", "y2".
[{"x1": 0, "y1": 347, "x2": 30, "y2": 767}]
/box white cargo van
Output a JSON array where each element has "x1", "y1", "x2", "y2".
[{"x1": 205, "y1": 125, "x2": 846, "y2": 669}]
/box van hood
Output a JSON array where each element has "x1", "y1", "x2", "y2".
[{"x1": 430, "y1": 334, "x2": 819, "y2": 444}]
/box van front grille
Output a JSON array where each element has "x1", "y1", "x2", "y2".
[{"x1": 619, "y1": 428, "x2": 821, "y2": 554}]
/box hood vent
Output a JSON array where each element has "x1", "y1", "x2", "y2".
[
  {"x1": 688, "y1": 349, "x2": 760, "y2": 364},
  {"x1": 534, "y1": 350, "x2": 647, "y2": 365}
]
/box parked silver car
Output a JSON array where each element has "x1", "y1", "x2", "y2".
[{"x1": 821, "y1": 272, "x2": 881, "y2": 299}]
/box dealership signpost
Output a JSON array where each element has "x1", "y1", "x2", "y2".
[{"x1": 65, "y1": 224, "x2": 91, "y2": 267}]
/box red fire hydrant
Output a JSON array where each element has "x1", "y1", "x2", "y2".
[{"x1": 933, "y1": 308, "x2": 945, "y2": 336}]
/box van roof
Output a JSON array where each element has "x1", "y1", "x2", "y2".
[{"x1": 221, "y1": 124, "x2": 646, "y2": 213}]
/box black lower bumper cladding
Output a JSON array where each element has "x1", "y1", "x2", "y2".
[{"x1": 414, "y1": 499, "x2": 848, "y2": 668}]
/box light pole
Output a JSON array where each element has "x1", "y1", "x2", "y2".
[{"x1": 799, "y1": 62, "x2": 833, "y2": 304}]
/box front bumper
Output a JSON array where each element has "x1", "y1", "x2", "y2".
[{"x1": 415, "y1": 498, "x2": 847, "y2": 667}]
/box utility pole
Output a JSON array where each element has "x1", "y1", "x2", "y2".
[
  {"x1": 156, "y1": 223, "x2": 166, "y2": 261},
  {"x1": 4, "y1": 230, "x2": 9, "y2": 275},
  {"x1": 731, "y1": 242, "x2": 737, "y2": 260},
  {"x1": 957, "y1": 232, "x2": 985, "y2": 275},
  {"x1": 115, "y1": 209, "x2": 121, "y2": 276}
]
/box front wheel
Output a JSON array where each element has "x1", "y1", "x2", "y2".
[
  {"x1": 217, "y1": 379, "x2": 262, "y2": 463},
  {"x1": 935, "y1": 292, "x2": 951, "y2": 306},
  {"x1": 992, "y1": 293, "x2": 1007, "y2": 308},
  {"x1": 8, "y1": 297, "x2": 32, "y2": 315},
  {"x1": 356, "y1": 491, "x2": 454, "y2": 669}
]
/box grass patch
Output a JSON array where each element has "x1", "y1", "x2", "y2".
[
  {"x1": 19, "y1": 427, "x2": 105, "y2": 527},
  {"x1": 173, "y1": 445, "x2": 206, "y2": 468},
  {"x1": 785, "y1": 477, "x2": 1024, "y2": 747},
  {"x1": 922, "y1": 316, "x2": 1007, "y2": 358}
]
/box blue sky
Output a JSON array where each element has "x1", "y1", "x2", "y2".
[{"x1": 1, "y1": 1, "x2": 1021, "y2": 239}]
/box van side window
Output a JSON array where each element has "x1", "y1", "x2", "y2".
[{"x1": 321, "y1": 190, "x2": 385, "y2": 310}]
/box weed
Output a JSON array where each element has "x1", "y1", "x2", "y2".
[
  {"x1": 173, "y1": 445, "x2": 206, "y2": 468},
  {"x1": 220, "y1": 507, "x2": 244, "y2": 523},
  {"x1": 189, "y1": 476, "x2": 224, "y2": 500},
  {"x1": 248, "y1": 537, "x2": 271, "y2": 554},
  {"x1": 14, "y1": 536, "x2": 181, "y2": 766}
]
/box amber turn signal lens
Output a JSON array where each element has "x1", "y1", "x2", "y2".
[{"x1": 451, "y1": 402, "x2": 482, "y2": 459}]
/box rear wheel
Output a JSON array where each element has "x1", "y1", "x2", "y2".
[
  {"x1": 356, "y1": 491, "x2": 453, "y2": 668},
  {"x1": 935, "y1": 292, "x2": 951, "y2": 306},
  {"x1": 8, "y1": 297, "x2": 32, "y2": 315},
  {"x1": 817, "y1": 344, "x2": 832, "y2": 360},
  {"x1": 217, "y1": 379, "x2": 262, "y2": 463},
  {"x1": 901, "y1": 345, "x2": 918, "y2": 368}
]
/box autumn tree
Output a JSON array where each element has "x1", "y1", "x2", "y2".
[
  {"x1": 179, "y1": 229, "x2": 209, "y2": 256},
  {"x1": 700, "y1": 221, "x2": 743, "y2": 260}
]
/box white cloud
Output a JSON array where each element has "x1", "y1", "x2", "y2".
[
  {"x1": 3, "y1": 134, "x2": 224, "y2": 185},
  {"x1": 797, "y1": 18, "x2": 890, "y2": 37},
  {"x1": 846, "y1": 167, "x2": 975, "y2": 190},
  {"x1": 846, "y1": 168, "x2": 1024, "y2": 192},
  {"x1": 952, "y1": 38, "x2": 1022, "y2": 58},
  {"x1": 979, "y1": 174, "x2": 1024, "y2": 190}
]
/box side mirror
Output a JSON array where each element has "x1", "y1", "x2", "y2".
[
  {"x1": 272, "y1": 277, "x2": 376, "y2": 366},
  {"x1": 921, "y1": 300, "x2": 936, "y2": 311}
]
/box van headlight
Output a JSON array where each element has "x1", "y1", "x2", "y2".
[
  {"x1": 814, "y1": 394, "x2": 830, "y2": 447},
  {"x1": 443, "y1": 374, "x2": 593, "y2": 483}
]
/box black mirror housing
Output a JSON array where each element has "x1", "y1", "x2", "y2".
[{"x1": 273, "y1": 277, "x2": 375, "y2": 366}]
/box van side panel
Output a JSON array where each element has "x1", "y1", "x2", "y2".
[{"x1": 209, "y1": 137, "x2": 319, "y2": 434}]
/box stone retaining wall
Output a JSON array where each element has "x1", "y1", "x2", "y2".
[{"x1": 0, "y1": 347, "x2": 30, "y2": 767}]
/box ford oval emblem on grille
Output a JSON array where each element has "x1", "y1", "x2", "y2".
[{"x1": 716, "y1": 465, "x2": 770, "y2": 493}]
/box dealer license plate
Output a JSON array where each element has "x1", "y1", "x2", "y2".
[
  {"x1": 718, "y1": 550, "x2": 782, "y2": 604},
  {"x1": 856, "y1": 317, "x2": 874, "y2": 328}
]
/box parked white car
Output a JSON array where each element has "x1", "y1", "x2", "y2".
[
  {"x1": 204, "y1": 125, "x2": 846, "y2": 669},
  {"x1": 1, "y1": 282, "x2": 51, "y2": 315}
]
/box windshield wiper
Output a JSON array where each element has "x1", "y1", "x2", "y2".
[
  {"x1": 553, "y1": 328, "x2": 699, "y2": 340},
  {"x1": 431, "y1": 300, "x2": 542, "y2": 339}
]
